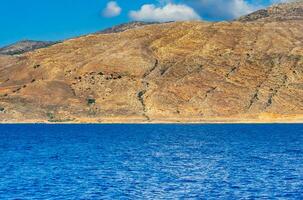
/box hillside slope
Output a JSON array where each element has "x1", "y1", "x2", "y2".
[
  {"x1": 97, "y1": 21, "x2": 158, "y2": 34},
  {"x1": 0, "y1": 2, "x2": 303, "y2": 123},
  {"x1": 0, "y1": 40, "x2": 58, "y2": 55}
]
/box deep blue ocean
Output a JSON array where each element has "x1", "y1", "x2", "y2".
[{"x1": 0, "y1": 124, "x2": 302, "y2": 199}]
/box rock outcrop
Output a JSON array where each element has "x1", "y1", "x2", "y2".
[{"x1": 0, "y1": 2, "x2": 303, "y2": 123}]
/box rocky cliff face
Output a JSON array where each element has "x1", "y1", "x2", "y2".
[{"x1": 0, "y1": 2, "x2": 302, "y2": 123}]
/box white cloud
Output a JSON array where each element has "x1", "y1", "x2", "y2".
[
  {"x1": 271, "y1": 0, "x2": 297, "y2": 3},
  {"x1": 231, "y1": 0, "x2": 258, "y2": 17},
  {"x1": 184, "y1": 0, "x2": 261, "y2": 19},
  {"x1": 102, "y1": 1, "x2": 122, "y2": 18},
  {"x1": 184, "y1": 0, "x2": 300, "y2": 20},
  {"x1": 129, "y1": 3, "x2": 201, "y2": 22}
]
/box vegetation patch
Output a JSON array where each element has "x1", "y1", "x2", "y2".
[
  {"x1": 87, "y1": 98, "x2": 96, "y2": 105},
  {"x1": 33, "y1": 64, "x2": 40, "y2": 69},
  {"x1": 46, "y1": 112, "x2": 74, "y2": 123},
  {"x1": 46, "y1": 112, "x2": 55, "y2": 121}
]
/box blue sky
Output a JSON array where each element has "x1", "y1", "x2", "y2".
[{"x1": 0, "y1": 0, "x2": 285, "y2": 47}]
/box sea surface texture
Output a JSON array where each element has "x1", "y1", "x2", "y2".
[{"x1": 0, "y1": 124, "x2": 302, "y2": 199}]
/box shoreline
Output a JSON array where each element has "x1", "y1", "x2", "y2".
[
  {"x1": 1, "y1": 119, "x2": 303, "y2": 124},
  {"x1": 2, "y1": 114, "x2": 303, "y2": 124}
]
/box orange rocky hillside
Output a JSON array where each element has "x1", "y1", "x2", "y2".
[{"x1": 0, "y1": 1, "x2": 303, "y2": 123}]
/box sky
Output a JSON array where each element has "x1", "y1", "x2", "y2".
[{"x1": 0, "y1": 0, "x2": 290, "y2": 47}]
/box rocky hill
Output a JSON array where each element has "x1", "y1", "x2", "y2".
[
  {"x1": 97, "y1": 21, "x2": 158, "y2": 34},
  {"x1": 0, "y1": 22, "x2": 156, "y2": 56},
  {"x1": 0, "y1": 40, "x2": 58, "y2": 55},
  {"x1": 238, "y1": 0, "x2": 303, "y2": 22},
  {"x1": 0, "y1": 2, "x2": 302, "y2": 123}
]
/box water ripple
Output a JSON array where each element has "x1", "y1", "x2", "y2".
[{"x1": 0, "y1": 124, "x2": 302, "y2": 199}]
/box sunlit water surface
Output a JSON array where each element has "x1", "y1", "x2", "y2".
[{"x1": 0, "y1": 124, "x2": 302, "y2": 199}]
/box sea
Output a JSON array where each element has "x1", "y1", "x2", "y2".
[{"x1": 0, "y1": 124, "x2": 302, "y2": 199}]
